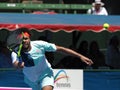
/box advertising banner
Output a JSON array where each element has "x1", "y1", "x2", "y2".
[{"x1": 53, "y1": 69, "x2": 83, "y2": 90}]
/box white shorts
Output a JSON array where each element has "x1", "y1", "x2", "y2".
[{"x1": 24, "y1": 69, "x2": 54, "y2": 90}]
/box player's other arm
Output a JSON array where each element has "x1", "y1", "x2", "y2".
[{"x1": 56, "y1": 45, "x2": 93, "y2": 66}]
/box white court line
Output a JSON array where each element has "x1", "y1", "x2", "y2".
[
  {"x1": 0, "y1": 87, "x2": 32, "y2": 90},
  {"x1": 0, "y1": 87, "x2": 81, "y2": 90}
]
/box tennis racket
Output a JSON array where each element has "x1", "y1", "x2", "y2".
[{"x1": 7, "y1": 30, "x2": 24, "y2": 62}]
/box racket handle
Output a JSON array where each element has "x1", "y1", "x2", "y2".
[{"x1": 18, "y1": 57, "x2": 23, "y2": 63}]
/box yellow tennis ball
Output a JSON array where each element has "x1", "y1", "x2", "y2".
[{"x1": 103, "y1": 23, "x2": 110, "y2": 29}]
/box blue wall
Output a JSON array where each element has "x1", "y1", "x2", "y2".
[
  {"x1": 0, "y1": 69, "x2": 120, "y2": 90},
  {"x1": 84, "y1": 71, "x2": 120, "y2": 90}
]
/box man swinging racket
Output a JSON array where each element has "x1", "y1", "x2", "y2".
[{"x1": 8, "y1": 28, "x2": 93, "y2": 90}]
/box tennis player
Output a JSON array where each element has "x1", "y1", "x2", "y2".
[{"x1": 11, "y1": 28, "x2": 93, "y2": 90}]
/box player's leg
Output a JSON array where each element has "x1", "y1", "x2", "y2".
[
  {"x1": 42, "y1": 85, "x2": 53, "y2": 90},
  {"x1": 24, "y1": 76, "x2": 40, "y2": 90},
  {"x1": 41, "y1": 73, "x2": 54, "y2": 90}
]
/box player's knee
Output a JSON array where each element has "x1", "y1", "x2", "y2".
[{"x1": 42, "y1": 85, "x2": 53, "y2": 90}]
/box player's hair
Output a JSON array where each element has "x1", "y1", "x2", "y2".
[{"x1": 14, "y1": 27, "x2": 32, "y2": 37}]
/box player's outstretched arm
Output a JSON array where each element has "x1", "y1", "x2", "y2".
[{"x1": 56, "y1": 45, "x2": 93, "y2": 66}]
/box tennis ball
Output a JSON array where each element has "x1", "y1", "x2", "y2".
[{"x1": 103, "y1": 23, "x2": 110, "y2": 29}]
